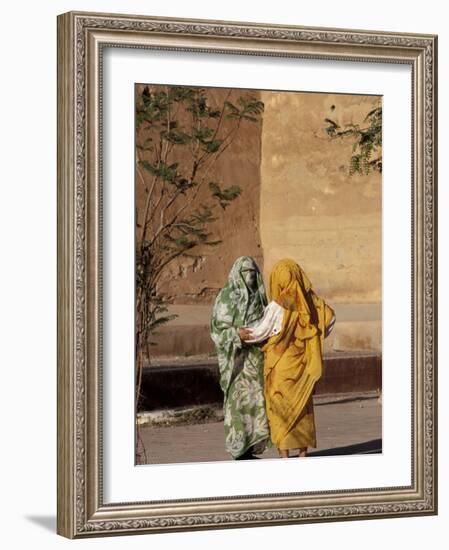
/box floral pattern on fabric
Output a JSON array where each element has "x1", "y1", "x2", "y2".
[{"x1": 210, "y1": 256, "x2": 271, "y2": 459}]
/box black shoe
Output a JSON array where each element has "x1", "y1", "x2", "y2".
[{"x1": 235, "y1": 449, "x2": 260, "y2": 460}]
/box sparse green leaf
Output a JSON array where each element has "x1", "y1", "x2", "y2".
[{"x1": 324, "y1": 104, "x2": 382, "y2": 175}]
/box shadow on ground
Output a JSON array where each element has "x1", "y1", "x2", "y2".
[
  {"x1": 308, "y1": 438, "x2": 382, "y2": 457},
  {"x1": 24, "y1": 515, "x2": 56, "y2": 533}
]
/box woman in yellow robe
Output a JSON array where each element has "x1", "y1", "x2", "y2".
[{"x1": 258, "y1": 259, "x2": 335, "y2": 458}]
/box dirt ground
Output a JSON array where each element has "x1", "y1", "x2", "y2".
[{"x1": 137, "y1": 394, "x2": 382, "y2": 465}]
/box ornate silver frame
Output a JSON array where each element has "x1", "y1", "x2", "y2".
[{"x1": 57, "y1": 11, "x2": 438, "y2": 538}]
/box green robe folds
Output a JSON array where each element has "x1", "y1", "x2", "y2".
[{"x1": 210, "y1": 256, "x2": 271, "y2": 459}]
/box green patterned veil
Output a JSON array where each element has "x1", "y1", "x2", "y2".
[
  {"x1": 210, "y1": 256, "x2": 270, "y2": 458},
  {"x1": 210, "y1": 256, "x2": 267, "y2": 394}
]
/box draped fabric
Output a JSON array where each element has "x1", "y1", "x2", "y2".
[
  {"x1": 245, "y1": 300, "x2": 284, "y2": 343},
  {"x1": 210, "y1": 256, "x2": 271, "y2": 458},
  {"x1": 262, "y1": 259, "x2": 335, "y2": 450}
]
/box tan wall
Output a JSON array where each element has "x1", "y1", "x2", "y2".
[
  {"x1": 137, "y1": 87, "x2": 383, "y2": 356},
  {"x1": 136, "y1": 85, "x2": 263, "y2": 305},
  {"x1": 259, "y1": 91, "x2": 382, "y2": 304}
]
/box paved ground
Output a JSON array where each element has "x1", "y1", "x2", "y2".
[{"x1": 137, "y1": 394, "x2": 382, "y2": 465}]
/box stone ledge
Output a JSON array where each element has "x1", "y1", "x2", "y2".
[{"x1": 139, "y1": 352, "x2": 381, "y2": 411}]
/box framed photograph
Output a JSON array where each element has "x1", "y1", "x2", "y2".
[{"x1": 57, "y1": 11, "x2": 437, "y2": 538}]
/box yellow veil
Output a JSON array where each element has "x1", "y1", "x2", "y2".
[{"x1": 263, "y1": 259, "x2": 334, "y2": 442}]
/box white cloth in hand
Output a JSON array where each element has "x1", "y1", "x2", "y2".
[{"x1": 244, "y1": 301, "x2": 284, "y2": 343}]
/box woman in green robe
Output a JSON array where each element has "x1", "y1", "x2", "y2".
[{"x1": 210, "y1": 256, "x2": 271, "y2": 460}]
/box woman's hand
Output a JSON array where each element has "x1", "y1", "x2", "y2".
[{"x1": 239, "y1": 327, "x2": 253, "y2": 341}]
